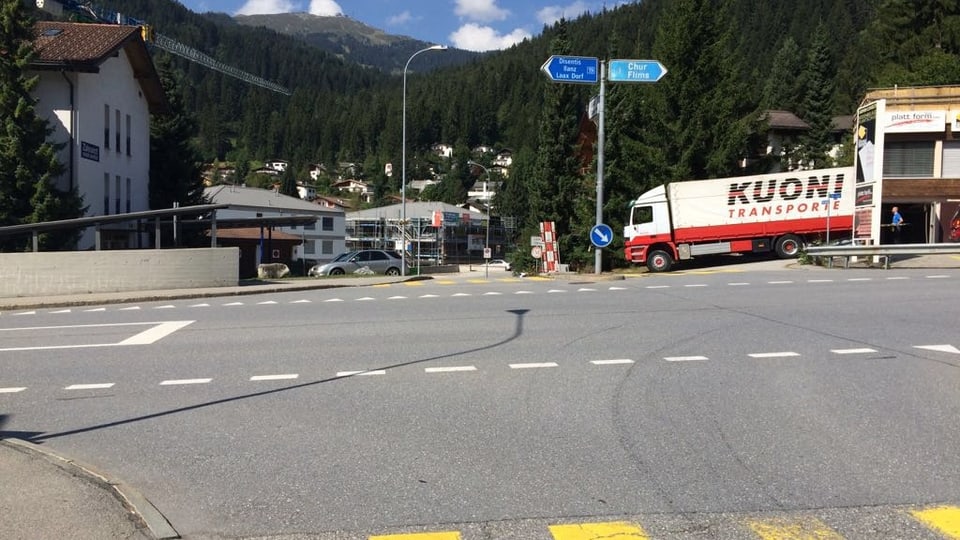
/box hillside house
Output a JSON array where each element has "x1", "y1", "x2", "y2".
[{"x1": 29, "y1": 21, "x2": 167, "y2": 250}]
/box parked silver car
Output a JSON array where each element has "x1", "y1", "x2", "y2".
[{"x1": 308, "y1": 250, "x2": 406, "y2": 277}]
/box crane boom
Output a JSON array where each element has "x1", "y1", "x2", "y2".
[{"x1": 35, "y1": 0, "x2": 292, "y2": 95}]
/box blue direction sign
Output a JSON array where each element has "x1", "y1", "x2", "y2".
[
  {"x1": 608, "y1": 59, "x2": 668, "y2": 83},
  {"x1": 541, "y1": 55, "x2": 598, "y2": 84},
  {"x1": 590, "y1": 223, "x2": 614, "y2": 248}
]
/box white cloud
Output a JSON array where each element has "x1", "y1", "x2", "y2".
[
  {"x1": 387, "y1": 11, "x2": 415, "y2": 27},
  {"x1": 449, "y1": 23, "x2": 531, "y2": 51},
  {"x1": 308, "y1": 0, "x2": 343, "y2": 16},
  {"x1": 536, "y1": 1, "x2": 591, "y2": 25},
  {"x1": 236, "y1": 0, "x2": 296, "y2": 15},
  {"x1": 454, "y1": 0, "x2": 509, "y2": 23}
]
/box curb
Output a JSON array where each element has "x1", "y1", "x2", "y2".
[{"x1": 1, "y1": 438, "x2": 180, "y2": 540}]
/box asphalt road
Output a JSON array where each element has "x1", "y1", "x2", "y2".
[{"x1": 2, "y1": 265, "x2": 959, "y2": 539}]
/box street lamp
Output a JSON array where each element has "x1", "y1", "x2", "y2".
[
  {"x1": 468, "y1": 160, "x2": 492, "y2": 278},
  {"x1": 401, "y1": 44, "x2": 447, "y2": 276}
]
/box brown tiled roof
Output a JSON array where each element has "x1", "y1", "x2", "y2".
[
  {"x1": 764, "y1": 110, "x2": 810, "y2": 131},
  {"x1": 30, "y1": 22, "x2": 167, "y2": 114}
]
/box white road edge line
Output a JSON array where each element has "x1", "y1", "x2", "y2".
[
  {"x1": 749, "y1": 352, "x2": 800, "y2": 358},
  {"x1": 509, "y1": 362, "x2": 558, "y2": 369},
  {"x1": 64, "y1": 383, "x2": 115, "y2": 390},
  {"x1": 425, "y1": 366, "x2": 477, "y2": 373},
  {"x1": 250, "y1": 374, "x2": 299, "y2": 381}
]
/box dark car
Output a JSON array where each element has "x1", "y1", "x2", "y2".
[{"x1": 308, "y1": 249, "x2": 406, "y2": 276}]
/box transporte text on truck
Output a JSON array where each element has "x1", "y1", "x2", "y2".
[{"x1": 623, "y1": 167, "x2": 855, "y2": 272}]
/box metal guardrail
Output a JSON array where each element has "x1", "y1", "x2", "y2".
[{"x1": 804, "y1": 243, "x2": 960, "y2": 269}]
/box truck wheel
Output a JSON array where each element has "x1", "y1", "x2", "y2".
[
  {"x1": 775, "y1": 234, "x2": 803, "y2": 258},
  {"x1": 646, "y1": 250, "x2": 673, "y2": 272}
]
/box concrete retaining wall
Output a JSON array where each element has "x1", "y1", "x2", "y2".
[{"x1": 0, "y1": 248, "x2": 239, "y2": 298}]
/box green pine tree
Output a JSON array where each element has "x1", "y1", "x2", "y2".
[
  {"x1": 799, "y1": 24, "x2": 838, "y2": 169},
  {"x1": 0, "y1": 0, "x2": 84, "y2": 252}
]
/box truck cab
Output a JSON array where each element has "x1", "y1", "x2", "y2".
[{"x1": 623, "y1": 185, "x2": 675, "y2": 271}]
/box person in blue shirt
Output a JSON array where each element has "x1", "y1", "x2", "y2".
[{"x1": 891, "y1": 206, "x2": 903, "y2": 242}]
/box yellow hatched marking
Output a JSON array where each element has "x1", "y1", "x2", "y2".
[
  {"x1": 747, "y1": 517, "x2": 842, "y2": 539},
  {"x1": 467, "y1": 279, "x2": 490, "y2": 284},
  {"x1": 369, "y1": 532, "x2": 461, "y2": 540},
  {"x1": 433, "y1": 280, "x2": 457, "y2": 285},
  {"x1": 911, "y1": 506, "x2": 960, "y2": 539},
  {"x1": 402, "y1": 281, "x2": 425, "y2": 287},
  {"x1": 549, "y1": 521, "x2": 648, "y2": 539}
]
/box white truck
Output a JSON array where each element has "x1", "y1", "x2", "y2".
[{"x1": 623, "y1": 167, "x2": 855, "y2": 272}]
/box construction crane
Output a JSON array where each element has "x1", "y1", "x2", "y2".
[{"x1": 35, "y1": 0, "x2": 292, "y2": 95}]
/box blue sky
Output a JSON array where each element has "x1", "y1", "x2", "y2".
[{"x1": 177, "y1": 0, "x2": 629, "y2": 52}]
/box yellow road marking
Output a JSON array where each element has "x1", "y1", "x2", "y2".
[
  {"x1": 911, "y1": 506, "x2": 960, "y2": 539},
  {"x1": 402, "y1": 281, "x2": 425, "y2": 286},
  {"x1": 747, "y1": 517, "x2": 842, "y2": 539},
  {"x1": 549, "y1": 521, "x2": 648, "y2": 539},
  {"x1": 369, "y1": 532, "x2": 461, "y2": 540}
]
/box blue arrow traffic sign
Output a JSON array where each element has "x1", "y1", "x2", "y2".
[
  {"x1": 590, "y1": 224, "x2": 614, "y2": 248},
  {"x1": 540, "y1": 55, "x2": 599, "y2": 84},
  {"x1": 608, "y1": 59, "x2": 668, "y2": 83}
]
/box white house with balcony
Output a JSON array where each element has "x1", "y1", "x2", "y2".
[{"x1": 29, "y1": 21, "x2": 167, "y2": 250}]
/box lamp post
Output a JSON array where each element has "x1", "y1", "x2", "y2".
[
  {"x1": 401, "y1": 44, "x2": 446, "y2": 276},
  {"x1": 468, "y1": 161, "x2": 492, "y2": 278}
]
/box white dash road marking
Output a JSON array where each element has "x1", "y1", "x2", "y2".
[
  {"x1": 154, "y1": 305, "x2": 176, "y2": 309},
  {"x1": 578, "y1": 288, "x2": 598, "y2": 292},
  {"x1": 223, "y1": 302, "x2": 244, "y2": 306},
  {"x1": 451, "y1": 293, "x2": 472, "y2": 297},
  {"x1": 510, "y1": 362, "x2": 558, "y2": 369},
  {"x1": 886, "y1": 276, "x2": 909, "y2": 280},
  {"x1": 768, "y1": 281, "x2": 793, "y2": 284},
  {"x1": 355, "y1": 297, "x2": 375, "y2": 301},
  {"x1": 250, "y1": 374, "x2": 299, "y2": 381},
  {"x1": 515, "y1": 291, "x2": 534, "y2": 294},
  {"x1": 915, "y1": 344, "x2": 960, "y2": 354},
  {"x1": 425, "y1": 366, "x2": 477, "y2": 373},
  {"x1": 848, "y1": 278, "x2": 872, "y2": 282},
  {"x1": 257, "y1": 301, "x2": 278, "y2": 305},
  {"x1": 808, "y1": 279, "x2": 834, "y2": 283},
  {"x1": 84, "y1": 308, "x2": 106, "y2": 312},
  {"x1": 590, "y1": 359, "x2": 635, "y2": 365},
  {"x1": 388, "y1": 296, "x2": 408, "y2": 300},
  {"x1": 118, "y1": 320, "x2": 195, "y2": 346},
  {"x1": 419, "y1": 294, "x2": 439, "y2": 298},
  {"x1": 190, "y1": 303, "x2": 210, "y2": 307},
  {"x1": 664, "y1": 356, "x2": 708, "y2": 362},
  {"x1": 926, "y1": 275, "x2": 950, "y2": 279},
  {"x1": 483, "y1": 292, "x2": 503, "y2": 296},
  {"x1": 50, "y1": 309, "x2": 72, "y2": 314},
  {"x1": 728, "y1": 282, "x2": 750, "y2": 286},
  {"x1": 160, "y1": 378, "x2": 211, "y2": 386},
  {"x1": 64, "y1": 383, "x2": 115, "y2": 390},
  {"x1": 547, "y1": 289, "x2": 567, "y2": 293},
  {"x1": 831, "y1": 348, "x2": 878, "y2": 354},
  {"x1": 0, "y1": 387, "x2": 27, "y2": 393},
  {"x1": 684, "y1": 284, "x2": 708, "y2": 288},
  {"x1": 290, "y1": 299, "x2": 311, "y2": 304},
  {"x1": 646, "y1": 285, "x2": 670, "y2": 289},
  {"x1": 118, "y1": 306, "x2": 141, "y2": 311},
  {"x1": 336, "y1": 370, "x2": 386, "y2": 377},
  {"x1": 749, "y1": 351, "x2": 801, "y2": 358},
  {"x1": 609, "y1": 286, "x2": 627, "y2": 290},
  {"x1": 325, "y1": 298, "x2": 344, "y2": 302},
  {"x1": 13, "y1": 311, "x2": 36, "y2": 316}
]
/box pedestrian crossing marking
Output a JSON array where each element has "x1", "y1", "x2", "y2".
[
  {"x1": 746, "y1": 517, "x2": 842, "y2": 539},
  {"x1": 911, "y1": 506, "x2": 960, "y2": 539},
  {"x1": 369, "y1": 533, "x2": 460, "y2": 540},
  {"x1": 548, "y1": 521, "x2": 648, "y2": 539}
]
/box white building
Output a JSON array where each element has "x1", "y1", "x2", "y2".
[
  {"x1": 30, "y1": 22, "x2": 167, "y2": 250},
  {"x1": 205, "y1": 185, "x2": 346, "y2": 264}
]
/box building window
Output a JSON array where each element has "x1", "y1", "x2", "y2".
[
  {"x1": 321, "y1": 240, "x2": 333, "y2": 255},
  {"x1": 126, "y1": 178, "x2": 131, "y2": 213},
  {"x1": 322, "y1": 216, "x2": 334, "y2": 231},
  {"x1": 115, "y1": 175, "x2": 121, "y2": 214},
  {"x1": 304, "y1": 240, "x2": 315, "y2": 254},
  {"x1": 103, "y1": 173, "x2": 110, "y2": 214},
  {"x1": 104, "y1": 105, "x2": 110, "y2": 149},
  {"x1": 115, "y1": 110, "x2": 121, "y2": 153},
  {"x1": 883, "y1": 141, "x2": 935, "y2": 178},
  {"x1": 125, "y1": 114, "x2": 131, "y2": 156}
]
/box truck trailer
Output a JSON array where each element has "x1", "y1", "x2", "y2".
[{"x1": 623, "y1": 167, "x2": 855, "y2": 272}]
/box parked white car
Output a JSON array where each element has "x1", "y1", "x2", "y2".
[{"x1": 484, "y1": 259, "x2": 512, "y2": 271}]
